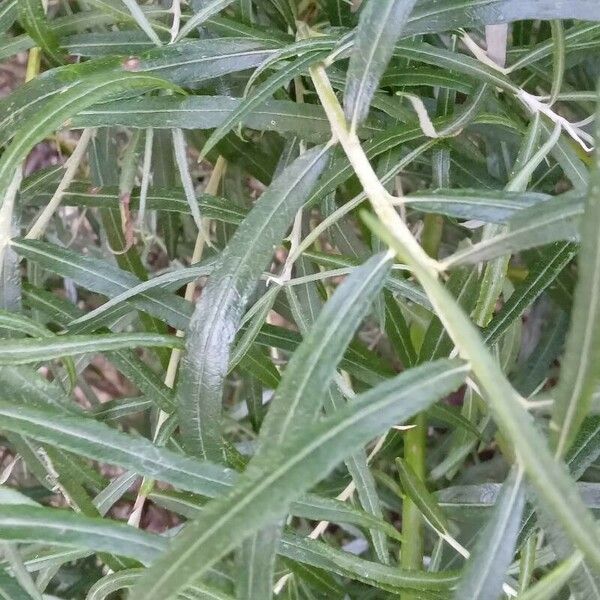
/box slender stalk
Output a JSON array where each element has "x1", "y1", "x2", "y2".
[
  {"x1": 137, "y1": 128, "x2": 154, "y2": 228},
  {"x1": 400, "y1": 414, "x2": 426, "y2": 578},
  {"x1": 401, "y1": 198, "x2": 442, "y2": 584},
  {"x1": 26, "y1": 128, "x2": 95, "y2": 240},
  {"x1": 309, "y1": 64, "x2": 441, "y2": 277}
]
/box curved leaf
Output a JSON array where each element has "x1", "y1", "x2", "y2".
[
  {"x1": 453, "y1": 468, "x2": 525, "y2": 600},
  {"x1": 0, "y1": 332, "x2": 182, "y2": 365},
  {"x1": 344, "y1": 0, "x2": 418, "y2": 128},
  {"x1": 551, "y1": 114, "x2": 600, "y2": 456},
  {"x1": 177, "y1": 144, "x2": 330, "y2": 460},
  {"x1": 132, "y1": 359, "x2": 468, "y2": 599}
]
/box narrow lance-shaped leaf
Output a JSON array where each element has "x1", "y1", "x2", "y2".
[
  {"x1": 396, "y1": 458, "x2": 450, "y2": 535},
  {"x1": 0, "y1": 40, "x2": 266, "y2": 147},
  {"x1": 0, "y1": 399, "x2": 403, "y2": 535},
  {"x1": 364, "y1": 211, "x2": 600, "y2": 575},
  {"x1": 441, "y1": 194, "x2": 583, "y2": 267},
  {"x1": 12, "y1": 238, "x2": 193, "y2": 332},
  {"x1": 0, "y1": 0, "x2": 17, "y2": 33},
  {"x1": 384, "y1": 290, "x2": 417, "y2": 368},
  {"x1": 283, "y1": 254, "x2": 392, "y2": 563},
  {"x1": 177, "y1": 144, "x2": 330, "y2": 461},
  {"x1": 405, "y1": 188, "x2": 552, "y2": 223},
  {"x1": 0, "y1": 332, "x2": 182, "y2": 365},
  {"x1": 0, "y1": 70, "x2": 176, "y2": 203},
  {"x1": 404, "y1": 0, "x2": 600, "y2": 36},
  {"x1": 17, "y1": 0, "x2": 65, "y2": 65},
  {"x1": 86, "y1": 569, "x2": 235, "y2": 600},
  {"x1": 279, "y1": 533, "x2": 459, "y2": 595},
  {"x1": 23, "y1": 178, "x2": 247, "y2": 223},
  {"x1": 132, "y1": 359, "x2": 468, "y2": 599},
  {"x1": 551, "y1": 104, "x2": 600, "y2": 457},
  {"x1": 0, "y1": 568, "x2": 34, "y2": 600},
  {"x1": 483, "y1": 242, "x2": 576, "y2": 348},
  {"x1": 453, "y1": 467, "x2": 525, "y2": 600},
  {"x1": 0, "y1": 505, "x2": 165, "y2": 565},
  {"x1": 258, "y1": 251, "x2": 393, "y2": 452},
  {"x1": 344, "y1": 0, "x2": 418, "y2": 129},
  {"x1": 150, "y1": 486, "x2": 403, "y2": 544},
  {"x1": 176, "y1": 0, "x2": 237, "y2": 41},
  {"x1": 199, "y1": 50, "x2": 331, "y2": 158},
  {"x1": 121, "y1": 0, "x2": 162, "y2": 46},
  {"x1": 0, "y1": 400, "x2": 234, "y2": 498},
  {"x1": 235, "y1": 524, "x2": 281, "y2": 600},
  {"x1": 74, "y1": 95, "x2": 339, "y2": 140}
]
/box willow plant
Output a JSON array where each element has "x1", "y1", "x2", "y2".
[{"x1": 0, "y1": 1, "x2": 599, "y2": 599}]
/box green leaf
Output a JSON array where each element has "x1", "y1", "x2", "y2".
[
  {"x1": 405, "y1": 188, "x2": 551, "y2": 223},
  {"x1": 199, "y1": 50, "x2": 331, "y2": 158},
  {"x1": 235, "y1": 525, "x2": 281, "y2": 600},
  {"x1": 0, "y1": 568, "x2": 33, "y2": 600},
  {"x1": 442, "y1": 194, "x2": 583, "y2": 267},
  {"x1": 121, "y1": 0, "x2": 162, "y2": 46},
  {"x1": 150, "y1": 486, "x2": 403, "y2": 543},
  {"x1": 12, "y1": 238, "x2": 192, "y2": 331},
  {"x1": 17, "y1": 0, "x2": 65, "y2": 65},
  {"x1": 0, "y1": 39, "x2": 275, "y2": 147},
  {"x1": 68, "y1": 261, "x2": 214, "y2": 331},
  {"x1": 0, "y1": 365, "x2": 80, "y2": 414},
  {"x1": 344, "y1": 0, "x2": 418, "y2": 128},
  {"x1": 551, "y1": 109, "x2": 600, "y2": 457},
  {"x1": 482, "y1": 242, "x2": 576, "y2": 347},
  {"x1": 22, "y1": 179, "x2": 246, "y2": 224},
  {"x1": 0, "y1": 400, "x2": 402, "y2": 543},
  {"x1": 0, "y1": 505, "x2": 164, "y2": 565},
  {"x1": 396, "y1": 458, "x2": 450, "y2": 535},
  {"x1": 437, "y1": 481, "x2": 600, "y2": 512},
  {"x1": 177, "y1": 0, "x2": 237, "y2": 41},
  {"x1": 0, "y1": 332, "x2": 182, "y2": 365},
  {"x1": 132, "y1": 359, "x2": 468, "y2": 599},
  {"x1": 0, "y1": 0, "x2": 17, "y2": 33},
  {"x1": 405, "y1": 0, "x2": 600, "y2": 36},
  {"x1": 279, "y1": 533, "x2": 459, "y2": 595},
  {"x1": 177, "y1": 144, "x2": 330, "y2": 460},
  {"x1": 134, "y1": 38, "x2": 278, "y2": 86},
  {"x1": 64, "y1": 31, "x2": 162, "y2": 57},
  {"x1": 73, "y1": 94, "x2": 339, "y2": 141},
  {"x1": 0, "y1": 400, "x2": 234, "y2": 498},
  {"x1": 384, "y1": 290, "x2": 417, "y2": 368},
  {"x1": 257, "y1": 251, "x2": 393, "y2": 454},
  {"x1": 0, "y1": 69, "x2": 175, "y2": 203},
  {"x1": 453, "y1": 468, "x2": 525, "y2": 600},
  {"x1": 86, "y1": 568, "x2": 235, "y2": 600}
]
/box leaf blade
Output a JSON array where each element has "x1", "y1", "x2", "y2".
[{"x1": 344, "y1": 0, "x2": 418, "y2": 128}]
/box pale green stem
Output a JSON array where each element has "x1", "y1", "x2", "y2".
[{"x1": 309, "y1": 64, "x2": 441, "y2": 277}]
